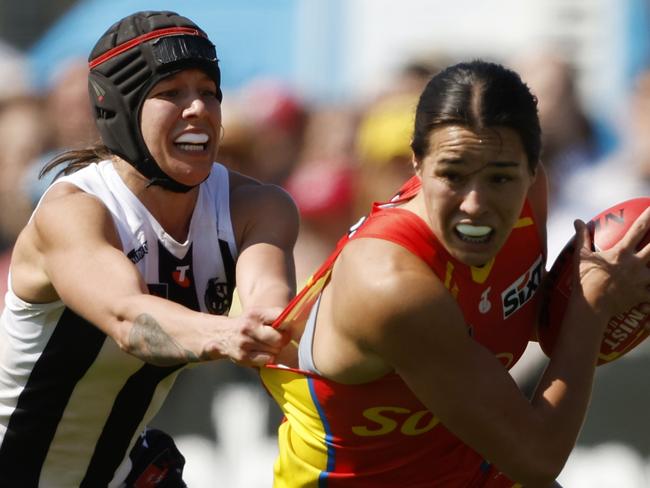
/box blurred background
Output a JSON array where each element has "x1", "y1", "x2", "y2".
[{"x1": 1, "y1": 0, "x2": 649, "y2": 486}]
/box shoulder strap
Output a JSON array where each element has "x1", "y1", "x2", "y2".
[{"x1": 351, "y1": 207, "x2": 438, "y2": 269}]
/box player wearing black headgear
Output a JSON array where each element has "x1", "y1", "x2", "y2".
[
  {"x1": 88, "y1": 10, "x2": 222, "y2": 192},
  {"x1": 0, "y1": 9, "x2": 299, "y2": 487}
]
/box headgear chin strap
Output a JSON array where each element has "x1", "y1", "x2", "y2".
[{"x1": 88, "y1": 11, "x2": 222, "y2": 193}]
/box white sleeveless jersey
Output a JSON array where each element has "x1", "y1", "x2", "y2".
[{"x1": 0, "y1": 160, "x2": 238, "y2": 487}]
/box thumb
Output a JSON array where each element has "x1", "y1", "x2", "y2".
[
  {"x1": 256, "y1": 306, "x2": 285, "y2": 325},
  {"x1": 573, "y1": 219, "x2": 595, "y2": 257},
  {"x1": 248, "y1": 351, "x2": 275, "y2": 366}
]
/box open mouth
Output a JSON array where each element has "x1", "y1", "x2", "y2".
[
  {"x1": 174, "y1": 132, "x2": 209, "y2": 152},
  {"x1": 455, "y1": 223, "x2": 493, "y2": 244}
]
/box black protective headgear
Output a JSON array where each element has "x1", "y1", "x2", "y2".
[{"x1": 88, "y1": 11, "x2": 222, "y2": 192}]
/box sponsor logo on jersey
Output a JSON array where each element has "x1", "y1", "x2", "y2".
[
  {"x1": 172, "y1": 265, "x2": 191, "y2": 288},
  {"x1": 501, "y1": 255, "x2": 543, "y2": 319},
  {"x1": 351, "y1": 406, "x2": 440, "y2": 437},
  {"x1": 127, "y1": 241, "x2": 148, "y2": 264}
]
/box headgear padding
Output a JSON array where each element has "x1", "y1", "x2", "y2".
[{"x1": 88, "y1": 11, "x2": 222, "y2": 192}]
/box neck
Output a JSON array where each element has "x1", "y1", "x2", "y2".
[{"x1": 113, "y1": 158, "x2": 199, "y2": 242}]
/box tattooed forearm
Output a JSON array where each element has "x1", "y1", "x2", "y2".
[{"x1": 129, "y1": 313, "x2": 201, "y2": 365}]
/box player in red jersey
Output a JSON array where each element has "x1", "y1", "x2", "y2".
[{"x1": 261, "y1": 60, "x2": 650, "y2": 487}]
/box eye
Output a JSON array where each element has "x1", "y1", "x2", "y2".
[
  {"x1": 439, "y1": 171, "x2": 464, "y2": 185},
  {"x1": 490, "y1": 174, "x2": 515, "y2": 184},
  {"x1": 201, "y1": 88, "x2": 219, "y2": 98},
  {"x1": 155, "y1": 89, "x2": 180, "y2": 100}
]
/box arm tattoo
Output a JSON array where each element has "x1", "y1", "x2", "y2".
[{"x1": 129, "y1": 313, "x2": 200, "y2": 365}]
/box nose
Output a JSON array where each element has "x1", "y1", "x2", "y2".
[
  {"x1": 182, "y1": 94, "x2": 208, "y2": 119},
  {"x1": 459, "y1": 186, "x2": 487, "y2": 217}
]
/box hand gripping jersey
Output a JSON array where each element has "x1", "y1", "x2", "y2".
[
  {"x1": 0, "y1": 161, "x2": 237, "y2": 487},
  {"x1": 260, "y1": 176, "x2": 544, "y2": 487}
]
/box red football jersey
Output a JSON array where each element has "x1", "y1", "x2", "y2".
[{"x1": 261, "y1": 176, "x2": 543, "y2": 487}]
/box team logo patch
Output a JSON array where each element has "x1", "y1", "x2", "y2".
[
  {"x1": 501, "y1": 255, "x2": 543, "y2": 319},
  {"x1": 205, "y1": 278, "x2": 233, "y2": 315},
  {"x1": 479, "y1": 287, "x2": 492, "y2": 314}
]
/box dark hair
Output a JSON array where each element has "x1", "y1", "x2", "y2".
[
  {"x1": 39, "y1": 144, "x2": 113, "y2": 181},
  {"x1": 410, "y1": 60, "x2": 541, "y2": 171}
]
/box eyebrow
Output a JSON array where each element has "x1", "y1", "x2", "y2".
[
  {"x1": 438, "y1": 158, "x2": 522, "y2": 168},
  {"x1": 486, "y1": 161, "x2": 522, "y2": 168}
]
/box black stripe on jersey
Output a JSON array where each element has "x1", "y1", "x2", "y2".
[
  {"x1": 80, "y1": 363, "x2": 183, "y2": 487},
  {"x1": 0, "y1": 308, "x2": 106, "y2": 486},
  {"x1": 218, "y1": 238, "x2": 236, "y2": 291},
  {"x1": 203, "y1": 240, "x2": 236, "y2": 315}
]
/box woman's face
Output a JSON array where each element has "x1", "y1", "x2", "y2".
[
  {"x1": 140, "y1": 69, "x2": 222, "y2": 186},
  {"x1": 414, "y1": 124, "x2": 536, "y2": 267}
]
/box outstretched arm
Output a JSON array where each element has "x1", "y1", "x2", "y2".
[{"x1": 11, "y1": 186, "x2": 287, "y2": 367}]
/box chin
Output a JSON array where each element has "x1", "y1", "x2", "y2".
[
  {"x1": 455, "y1": 254, "x2": 490, "y2": 267},
  {"x1": 171, "y1": 161, "x2": 213, "y2": 183},
  {"x1": 448, "y1": 245, "x2": 498, "y2": 267}
]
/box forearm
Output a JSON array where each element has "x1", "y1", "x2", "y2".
[
  {"x1": 530, "y1": 293, "x2": 607, "y2": 459},
  {"x1": 112, "y1": 294, "x2": 224, "y2": 366},
  {"x1": 108, "y1": 293, "x2": 286, "y2": 367},
  {"x1": 239, "y1": 277, "x2": 294, "y2": 311},
  {"x1": 235, "y1": 245, "x2": 296, "y2": 310},
  {"x1": 453, "y1": 296, "x2": 606, "y2": 486}
]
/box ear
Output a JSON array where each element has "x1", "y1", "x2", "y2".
[
  {"x1": 529, "y1": 160, "x2": 540, "y2": 182},
  {"x1": 412, "y1": 155, "x2": 422, "y2": 175}
]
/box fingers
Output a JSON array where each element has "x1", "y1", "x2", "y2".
[
  {"x1": 238, "y1": 351, "x2": 275, "y2": 367},
  {"x1": 214, "y1": 310, "x2": 291, "y2": 366},
  {"x1": 574, "y1": 219, "x2": 593, "y2": 248},
  {"x1": 253, "y1": 322, "x2": 289, "y2": 347},
  {"x1": 572, "y1": 219, "x2": 591, "y2": 265},
  {"x1": 255, "y1": 306, "x2": 285, "y2": 325},
  {"x1": 224, "y1": 344, "x2": 276, "y2": 367},
  {"x1": 619, "y1": 206, "x2": 650, "y2": 254}
]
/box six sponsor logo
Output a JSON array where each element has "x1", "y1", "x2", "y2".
[{"x1": 501, "y1": 254, "x2": 543, "y2": 319}]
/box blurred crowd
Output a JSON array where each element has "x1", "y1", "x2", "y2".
[
  {"x1": 0, "y1": 37, "x2": 649, "y2": 486},
  {"x1": 4, "y1": 41, "x2": 650, "y2": 300}
]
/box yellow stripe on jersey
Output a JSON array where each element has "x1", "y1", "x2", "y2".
[
  {"x1": 470, "y1": 257, "x2": 495, "y2": 284},
  {"x1": 513, "y1": 216, "x2": 533, "y2": 228},
  {"x1": 261, "y1": 368, "x2": 329, "y2": 488},
  {"x1": 444, "y1": 261, "x2": 459, "y2": 298}
]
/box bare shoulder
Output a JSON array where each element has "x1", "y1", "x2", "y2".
[
  {"x1": 229, "y1": 170, "x2": 297, "y2": 215},
  {"x1": 228, "y1": 169, "x2": 299, "y2": 247},
  {"x1": 12, "y1": 182, "x2": 119, "y2": 301},
  {"x1": 32, "y1": 183, "x2": 117, "y2": 244},
  {"x1": 330, "y1": 237, "x2": 458, "y2": 347},
  {"x1": 313, "y1": 236, "x2": 464, "y2": 381}
]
